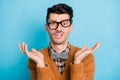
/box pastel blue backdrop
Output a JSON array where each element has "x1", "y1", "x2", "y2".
[{"x1": 0, "y1": 0, "x2": 120, "y2": 80}]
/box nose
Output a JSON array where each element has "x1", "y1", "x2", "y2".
[{"x1": 56, "y1": 23, "x2": 62, "y2": 31}]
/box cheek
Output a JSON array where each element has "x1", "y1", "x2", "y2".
[
  {"x1": 47, "y1": 29, "x2": 54, "y2": 36},
  {"x1": 70, "y1": 26, "x2": 72, "y2": 32},
  {"x1": 64, "y1": 30, "x2": 71, "y2": 37},
  {"x1": 65, "y1": 28, "x2": 72, "y2": 34}
]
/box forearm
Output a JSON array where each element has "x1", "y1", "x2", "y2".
[
  {"x1": 36, "y1": 66, "x2": 52, "y2": 80},
  {"x1": 70, "y1": 62, "x2": 85, "y2": 80},
  {"x1": 28, "y1": 59, "x2": 52, "y2": 80}
]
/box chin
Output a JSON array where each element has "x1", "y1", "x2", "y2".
[
  {"x1": 53, "y1": 39, "x2": 65, "y2": 45},
  {"x1": 54, "y1": 41, "x2": 63, "y2": 44},
  {"x1": 51, "y1": 36, "x2": 67, "y2": 45}
]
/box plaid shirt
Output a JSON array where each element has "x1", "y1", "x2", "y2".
[{"x1": 48, "y1": 43, "x2": 70, "y2": 74}]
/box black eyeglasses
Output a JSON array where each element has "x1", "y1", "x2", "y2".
[{"x1": 47, "y1": 19, "x2": 72, "y2": 30}]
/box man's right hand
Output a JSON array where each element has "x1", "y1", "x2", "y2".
[{"x1": 18, "y1": 42, "x2": 45, "y2": 68}]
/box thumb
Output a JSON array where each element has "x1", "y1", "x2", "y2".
[{"x1": 32, "y1": 48, "x2": 37, "y2": 53}]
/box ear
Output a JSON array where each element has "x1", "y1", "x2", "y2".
[
  {"x1": 70, "y1": 24, "x2": 73, "y2": 32},
  {"x1": 45, "y1": 24, "x2": 49, "y2": 32}
]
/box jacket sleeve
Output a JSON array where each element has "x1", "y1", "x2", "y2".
[
  {"x1": 70, "y1": 54, "x2": 95, "y2": 80},
  {"x1": 28, "y1": 59, "x2": 37, "y2": 80},
  {"x1": 28, "y1": 59, "x2": 52, "y2": 80}
]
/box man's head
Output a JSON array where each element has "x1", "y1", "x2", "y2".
[
  {"x1": 46, "y1": 3, "x2": 73, "y2": 45},
  {"x1": 46, "y1": 3, "x2": 73, "y2": 23}
]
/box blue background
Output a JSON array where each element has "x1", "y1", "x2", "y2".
[{"x1": 0, "y1": 0, "x2": 120, "y2": 80}]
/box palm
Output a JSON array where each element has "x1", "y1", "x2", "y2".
[
  {"x1": 18, "y1": 42, "x2": 44, "y2": 66},
  {"x1": 27, "y1": 51, "x2": 44, "y2": 64},
  {"x1": 74, "y1": 42, "x2": 101, "y2": 64}
]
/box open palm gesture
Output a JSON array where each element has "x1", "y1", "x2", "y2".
[
  {"x1": 74, "y1": 42, "x2": 101, "y2": 64},
  {"x1": 18, "y1": 42, "x2": 45, "y2": 67}
]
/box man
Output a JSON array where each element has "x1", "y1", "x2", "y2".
[{"x1": 18, "y1": 3, "x2": 101, "y2": 80}]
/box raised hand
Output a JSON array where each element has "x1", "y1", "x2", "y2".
[
  {"x1": 74, "y1": 42, "x2": 101, "y2": 64},
  {"x1": 18, "y1": 42, "x2": 45, "y2": 67}
]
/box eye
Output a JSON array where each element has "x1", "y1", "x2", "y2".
[
  {"x1": 49, "y1": 22, "x2": 57, "y2": 26},
  {"x1": 62, "y1": 20, "x2": 70, "y2": 26}
]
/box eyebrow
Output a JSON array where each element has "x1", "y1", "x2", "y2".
[
  {"x1": 48, "y1": 20, "x2": 57, "y2": 22},
  {"x1": 48, "y1": 19, "x2": 70, "y2": 23}
]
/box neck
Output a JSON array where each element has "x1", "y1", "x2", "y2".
[{"x1": 50, "y1": 41, "x2": 68, "y2": 54}]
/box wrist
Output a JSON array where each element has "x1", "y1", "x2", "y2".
[
  {"x1": 37, "y1": 63, "x2": 45, "y2": 68},
  {"x1": 74, "y1": 59, "x2": 81, "y2": 64},
  {"x1": 36, "y1": 60, "x2": 45, "y2": 68}
]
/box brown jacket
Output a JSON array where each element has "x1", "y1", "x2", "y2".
[{"x1": 28, "y1": 45, "x2": 95, "y2": 80}]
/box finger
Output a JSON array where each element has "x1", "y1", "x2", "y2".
[
  {"x1": 24, "y1": 44, "x2": 29, "y2": 54},
  {"x1": 18, "y1": 44, "x2": 23, "y2": 52},
  {"x1": 22, "y1": 42, "x2": 25, "y2": 51},
  {"x1": 89, "y1": 42, "x2": 101, "y2": 53},
  {"x1": 75, "y1": 45, "x2": 88, "y2": 56},
  {"x1": 32, "y1": 48, "x2": 37, "y2": 53},
  {"x1": 81, "y1": 45, "x2": 88, "y2": 52}
]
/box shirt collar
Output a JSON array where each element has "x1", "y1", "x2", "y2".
[{"x1": 48, "y1": 43, "x2": 70, "y2": 60}]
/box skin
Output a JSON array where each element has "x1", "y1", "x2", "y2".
[
  {"x1": 46, "y1": 13, "x2": 73, "y2": 53},
  {"x1": 18, "y1": 13, "x2": 101, "y2": 67}
]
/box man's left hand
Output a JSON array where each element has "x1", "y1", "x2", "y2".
[{"x1": 74, "y1": 42, "x2": 101, "y2": 64}]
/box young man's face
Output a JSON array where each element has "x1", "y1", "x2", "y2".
[{"x1": 46, "y1": 13, "x2": 72, "y2": 45}]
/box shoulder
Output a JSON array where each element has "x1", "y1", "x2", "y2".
[
  {"x1": 70, "y1": 44, "x2": 81, "y2": 52},
  {"x1": 40, "y1": 48, "x2": 48, "y2": 53},
  {"x1": 39, "y1": 48, "x2": 49, "y2": 57},
  {"x1": 83, "y1": 54, "x2": 95, "y2": 63},
  {"x1": 28, "y1": 58, "x2": 36, "y2": 69}
]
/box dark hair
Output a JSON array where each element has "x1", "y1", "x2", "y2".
[{"x1": 46, "y1": 3, "x2": 73, "y2": 23}]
